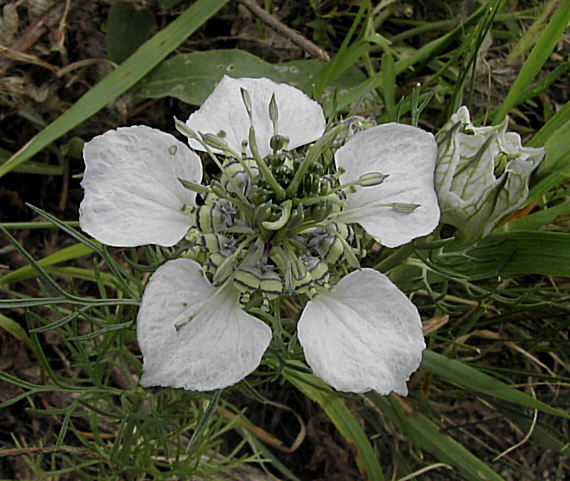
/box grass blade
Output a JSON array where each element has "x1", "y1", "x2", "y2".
[
  {"x1": 422, "y1": 350, "x2": 570, "y2": 419},
  {"x1": 492, "y1": 0, "x2": 570, "y2": 124},
  {"x1": 368, "y1": 393, "x2": 508, "y2": 481},
  {"x1": 0, "y1": 313, "x2": 34, "y2": 351},
  {"x1": 281, "y1": 361, "x2": 385, "y2": 481},
  {"x1": 0, "y1": 242, "x2": 97, "y2": 286},
  {"x1": 452, "y1": 231, "x2": 570, "y2": 278},
  {"x1": 0, "y1": 0, "x2": 230, "y2": 178}
]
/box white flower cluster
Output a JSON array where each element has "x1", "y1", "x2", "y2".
[{"x1": 79, "y1": 76, "x2": 441, "y2": 394}]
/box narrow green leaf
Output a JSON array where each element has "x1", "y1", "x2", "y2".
[
  {"x1": 11, "y1": 162, "x2": 64, "y2": 175},
  {"x1": 503, "y1": 201, "x2": 570, "y2": 231},
  {"x1": 492, "y1": 0, "x2": 570, "y2": 123},
  {"x1": 311, "y1": 0, "x2": 370, "y2": 98},
  {"x1": 526, "y1": 172, "x2": 567, "y2": 205},
  {"x1": 0, "y1": 242, "x2": 97, "y2": 286},
  {"x1": 380, "y1": 51, "x2": 396, "y2": 112},
  {"x1": 499, "y1": 405, "x2": 570, "y2": 455},
  {"x1": 0, "y1": 227, "x2": 137, "y2": 308},
  {"x1": 44, "y1": 267, "x2": 116, "y2": 287},
  {"x1": 0, "y1": 313, "x2": 34, "y2": 351},
  {"x1": 246, "y1": 435, "x2": 303, "y2": 481},
  {"x1": 529, "y1": 99, "x2": 570, "y2": 147},
  {"x1": 0, "y1": 221, "x2": 79, "y2": 230},
  {"x1": 0, "y1": 0, "x2": 229, "y2": 178},
  {"x1": 368, "y1": 393, "x2": 507, "y2": 481},
  {"x1": 281, "y1": 361, "x2": 385, "y2": 481},
  {"x1": 539, "y1": 119, "x2": 570, "y2": 175},
  {"x1": 106, "y1": 0, "x2": 156, "y2": 64},
  {"x1": 454, "y1": 231, "x2": 570, "y2": 278},
  {"x1": 331, "y1": 4, "x2": 489, "y2": 114},
  {"x1": 504, "y1": 0, "x2": 565, "y2": 65},
  {"x1": 186, "y1": 390, "x2": 222, "y2": 452},
  {"x1": 515, "y1": 62, "x2": 569, "y2": 107},
  {"x1": 0, "y1": 297, "x2": 138, "y2": 309},
  {"x1": 422, "y1": 351, "x2": 570, "y2": 420}
]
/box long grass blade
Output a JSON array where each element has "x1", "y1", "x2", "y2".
[
  {"x1": 368, "y1": 393, "x2": 508, "y2": 481},
  {"x1": 422, "y1": 350, "x2": 570, "y2": 419},
  {"x1": 492, "y1": 0, "x2": 570, "y2": 123},
  {"x1": 0, "y1": 0, "x2": 229, "y2": 178},
  {"x1": 282, "y1": 361, "x2": 385, "y2": 481}
]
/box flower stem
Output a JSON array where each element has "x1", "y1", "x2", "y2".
[{"x1": 248, "y1": 126, "x2": 287, "y2": 202}]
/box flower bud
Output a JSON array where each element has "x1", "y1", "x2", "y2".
[
  {"x1": 358, "y1": 172, "x2": 389, "y2": 187},
  {"x1": 311, "y1": 200, "x2": 333, "y2": 223},
  {"x1": 435, "y1": 106, "x2": 544, "y2": 245},
  {"x1": 287, "y1": 203, "x2": 305, "y2": 229},
  {"x1": 202, "y1": 132, "x2": 231, "y2": 151},
  {"x1": 270, "y1": 135, "x2": 285, "y2": 152}
]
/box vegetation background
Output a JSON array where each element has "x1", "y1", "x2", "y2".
[{"x1": 0, "y1": 0, "x2": 569, "y2": 480}]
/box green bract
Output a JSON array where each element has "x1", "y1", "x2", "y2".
[{"x1": 435, "y1": 106, "x2": 545, "y2": 245}]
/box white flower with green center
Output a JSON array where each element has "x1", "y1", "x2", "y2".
[
  {"x1": 435, "y1": 106, "x2": 545, "y2": 245},
  {"x1": 80, "y1": 76, "x2": 440, "y2": 394}
]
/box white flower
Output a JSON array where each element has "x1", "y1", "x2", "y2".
[
  {"x1": 435, "y1": 106, "x2": 544, "y2": 245},
  {"x1": 80, "y1": 76, "x2": 440, "y2": 394}
]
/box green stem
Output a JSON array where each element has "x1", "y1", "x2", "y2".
[
  {"x1": 373, "y1": 242, "x2": 415, "y2": 272},
  {"x1": 0, "y1": 221, "x2": 80, "y2": 230}
]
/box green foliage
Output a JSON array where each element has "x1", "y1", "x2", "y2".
[
  {"x1": 1, "y1": 0, "x2": 570, "y2": 479},
  {"x1": 0, "y1": 0, "x2": 230, "y2": 178},
  {"x1": 106, "y1": 1, "x2": 156, "y2": 64},
  {"x1": 131, "y1": 49, "x2": 373, "y2": 111}
]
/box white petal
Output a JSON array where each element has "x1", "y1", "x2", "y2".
[
  {"x1": 137, "y1": 258, "x2": 272, "y2": 391},
  {"x1": 334, "y1": 124, "x2": 440, "y2": 248},
  {"x1": 186, "y1": 76, "x2": 326, "y2": 158},
  {"x1": 80, "y1": 126, "x2": 202, "y2": 247},
  {"x1": 298, "y1": 269, "x2": 425, "y2": 394}
]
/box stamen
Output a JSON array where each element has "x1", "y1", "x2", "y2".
[
  {"x1": 329, "y1": 201, "x2": 422, "y2": 219},
  {"x1": 178, "y1": 178, "x2": 212, "y2": 194},
  {"x1": 333, "y1": 173, "x2": 389, "y2": 195}
]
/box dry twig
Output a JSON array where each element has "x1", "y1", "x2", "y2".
[{"x1": 238, "y1": 0, "x2": 330, "y2": 61}]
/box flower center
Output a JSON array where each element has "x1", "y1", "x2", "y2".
[
  {"x1": 175, "y1": 93, "x2": 386, "y2": 310},
  {"x1": 182, "y1": 142, "x2": 358, "y2": 308}
]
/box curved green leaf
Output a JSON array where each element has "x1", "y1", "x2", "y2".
[
  {"x1": 280, "y1": 361, "x2": 385, "y2": 481},
  {"x1": 131, "y1": 49, "x2": 370, "y2": 110},
  {"x1": 0, "y1": 242, "x2": 97, "y2": 286},
  {"x1": 0, "y1": 313, "x2": 34, "y2": 351},
  {"x1": 492, "y1": 0, "x2": 570, "y2": 123}
]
